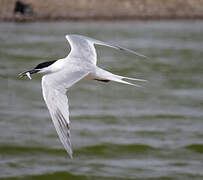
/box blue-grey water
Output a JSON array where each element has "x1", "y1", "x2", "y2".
[{"x1": 0, "y1": 21, "x2": 203, "y2": 180}]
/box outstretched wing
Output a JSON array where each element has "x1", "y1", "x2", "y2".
[
  {"x1": 41, "y1": 68, "x2": 89, "y2": 158},
  {"x1": 66, "y1": 34, "x2": 148, "y2": 65}
]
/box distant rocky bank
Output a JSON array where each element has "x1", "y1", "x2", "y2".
[{"x1": 1, "y1": 0, "x2": 203, "y2": 21}]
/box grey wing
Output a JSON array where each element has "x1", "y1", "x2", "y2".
[
  {"x1": 41, "y1": 70, "x2": 89, "y2": 158},
  {"x1": 42, "y1": 85, "x2": 72, "y2": 157},
  {"x1": 66, "y1": 34, "x2": 148, "y2": 65},
  {"x1": 66, "y1": 34, "x2": 97, "y2": 64}
]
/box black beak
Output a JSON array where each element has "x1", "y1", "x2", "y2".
[{"x1": 18, "y1": 69, "x2": 39, "y2": 79}]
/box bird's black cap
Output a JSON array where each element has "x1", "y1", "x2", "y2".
[{"x1": 34, "y1": 60, "x2": 57, "y2": 69}]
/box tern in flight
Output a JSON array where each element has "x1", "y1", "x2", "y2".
[{"x1": 19, "y1": 34, "x2": 147, "y2": 158}]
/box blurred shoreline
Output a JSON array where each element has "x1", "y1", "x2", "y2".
[{"x1": 1, "y1": 0, "x2": 203, "y2": 22}]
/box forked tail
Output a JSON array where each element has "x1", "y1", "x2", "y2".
[{"x1": 92, "y1": 68, "x2": 147, "y2": 87}]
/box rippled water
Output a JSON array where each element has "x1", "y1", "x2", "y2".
[{"x1": 0, "y1": 21, "x2": 203, "y2": 180}]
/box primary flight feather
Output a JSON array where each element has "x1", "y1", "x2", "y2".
[{"x1": 19, "y1": 34, "x2": 147, "y2": 158}]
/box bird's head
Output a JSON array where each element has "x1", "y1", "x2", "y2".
[{"x1": 18, "y1": 60, "x2": 57, "y2": 80}]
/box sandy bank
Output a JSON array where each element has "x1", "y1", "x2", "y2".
[{"x1": 1, "y1": 0, "x2": 203, "y2": 21}]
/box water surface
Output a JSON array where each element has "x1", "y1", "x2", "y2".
[{"x1": 0, "y1": 21, "x2": 203, "y2": 180}]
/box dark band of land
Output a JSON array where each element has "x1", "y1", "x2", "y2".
[{"x1": 1, "y1": 0, "x2": 203, "y2": 21}]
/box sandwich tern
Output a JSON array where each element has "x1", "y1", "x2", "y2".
[{"x1": 18, "y1": 34, "x2": 147, "y2": 158}]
